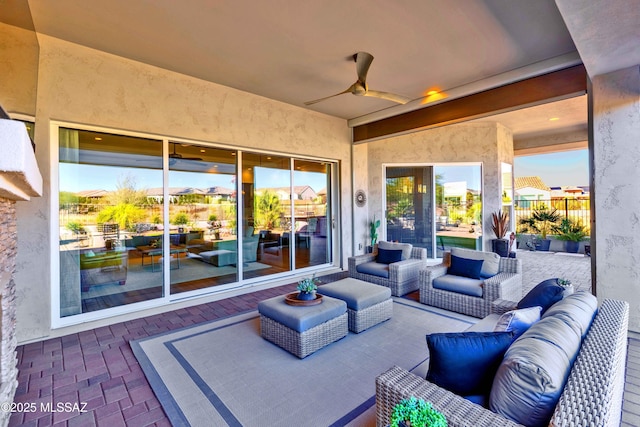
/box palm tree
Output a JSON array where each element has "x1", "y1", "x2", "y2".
[{"x1": 255, "y1": 191, "x2": 281, "y2": 230}]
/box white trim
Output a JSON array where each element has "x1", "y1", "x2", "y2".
[{"x1": 50, "y1": 122, "x2": 62, "y2": 327}]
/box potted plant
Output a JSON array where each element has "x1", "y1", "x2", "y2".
[
  {"x1": 368, "y1": 215, "x2": 381, "y2": 253},
  {"x1": 296, "y1": 275, "x2": 320, "y2": 300},
  {"x1": 518, "y1": 207, "x2": 561, "y2": 251},
  {"x1": 390, "y1": 396, "x2": 447, "y2": 427},
  {"x1": 490, "y1": 210, "x2": 510, "y2": 257},
  {"x1": 552, "y1": 218, "x2": 588, "y2": 253},
  {"x1": 208, "y1": 214, "x2": 222, "y2": 240},
  {"x1": 557, "y1": 277, "x2": 574, "y2": 297}
]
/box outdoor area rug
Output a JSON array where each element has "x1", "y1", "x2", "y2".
[{"x1": 131, "y1": 297, "x2": 476, "y2": 426}]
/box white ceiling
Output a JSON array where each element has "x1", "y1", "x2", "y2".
[{"x1": 3, "y1": 0, "x2": 635, "y2": 141}]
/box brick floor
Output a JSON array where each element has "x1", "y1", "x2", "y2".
[{"x1": 7, "y1": 258, "x2": 637, "y2": 427}]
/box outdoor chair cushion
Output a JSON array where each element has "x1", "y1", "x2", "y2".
[
  {"x1": 432, "y1": 275, "x2": 484, "y2": 297},
  {"x1": 257, "y1": 295, "x2": 346, "y2": 333},
  {"x1": 451, "y1": 247, "x2": 500, "y2": 278},
  {"x1": 448, "y1": 254, "x2": 484, "y2": 279},
  {"x1": 489, "y1": 292, "x2": 598, "y2": 427},
  {"x1": 319, "y1": 279, "x2": 391, "y2": 310},
  {"x1": 378, "y1": 241, "x2": 412, "y2": 260},
  {"x1": 376, "y1": 248, "x2": 403, "y2": 264},
  {"x1": 493, "y1": 306, "x2": 542, "y2": 340},
  {"x1": 426, "y1": 331, "x2": 513, "y2": 402},
  {"x1": 517, "y1": 278, "x2": 564, "y2": 314},
  {"x1": 355, "y1": 261, "x2": 389, "y2": 278}
]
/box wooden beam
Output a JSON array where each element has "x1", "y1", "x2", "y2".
[{"x1": 352, "y1": 64, "x2": 587, "y2": 143}]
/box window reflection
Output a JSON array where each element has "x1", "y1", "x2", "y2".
[
  {"x1": 59, "y1": 128, "x2": 163, "y2": 316},
  {"x1": 58, "y1": 127, "x2": 335, "y2": 318},
  {"x1": 385, "y1": 164, "x2": 482, "y2": 259},
  {"x1": 168, "y1": 143, "x2": 238, "y2": 294}
]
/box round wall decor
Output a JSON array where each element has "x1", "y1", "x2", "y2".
[{"x1": 355, "y1": 190, "x2": 367, "y2": 207}]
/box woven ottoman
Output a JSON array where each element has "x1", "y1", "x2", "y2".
[
  {"x1": 319, "y1": 277, "x2": 392, "y2": 333},
  {"x1": 258, "y1": 294, "x2": 348, "y2": 358}
]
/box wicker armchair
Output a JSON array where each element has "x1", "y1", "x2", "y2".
[
  {"x1": 375, "y1": 299, "x2": 629, "y2": 427},
  {"x1": 419, "y1": 249, "x2": 522, "y2": 318},
  {"x1": 348, "y1": 244, "x2": 427, "y2": 296}
]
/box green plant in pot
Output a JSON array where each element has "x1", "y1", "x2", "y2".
[
  {"x1": 368, "y1": 215, "x2": 381, "y2": 253},
  {"x1": 518, "y1": 207, "x2": 561, "y2": 251},
  {"x1": 296, "y1": 275, "x2": 320, "y2": 301},
  {"x1": 490, "y1": 210, "x2": 510, "y2": 257},
  {"x1": 390, "y1": 396, "x2": 447, "y2": 427},
  {"x1": 552, "y1": 218, "x2": 588, "y2": 253}
]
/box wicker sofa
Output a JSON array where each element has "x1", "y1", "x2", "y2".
[
  {"x1": 419, "y1": 248, "x2": 522, "y2": 318},
  {"x1": 375, "y1": 296, "x2": 629, "y2": 427},
  {"x1": 348, "y1": 241, "x2": 427, "y2": 296}
]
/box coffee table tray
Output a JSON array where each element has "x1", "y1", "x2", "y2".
[{"x1": 284, "y1": 292, "x2": 323, "y2": 306}]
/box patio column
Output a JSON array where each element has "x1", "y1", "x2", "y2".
[
  {"x1": 0, "y1": 119, "x2": 42, "y2": 427},
  {"x1": 591, "y1": 65, "x2": 640, "y2": 333}
]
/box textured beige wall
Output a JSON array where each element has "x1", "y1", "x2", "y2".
[
  {"x1": 13, "y1": 35, "x2": 351, "y2": 342},
  {"x1": 363, "y1": 122, "x2": 514, "y2": 252},
  {"x1": 592, "y1": 65, "x2": 640, "y2": 332},
  {"x1": 0, "y1": 23, "x2": 38, "y2": 116}
]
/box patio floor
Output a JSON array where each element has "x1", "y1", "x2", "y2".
[{"x1": 9, "y1": 252, "x2": 640, "y2": 426}]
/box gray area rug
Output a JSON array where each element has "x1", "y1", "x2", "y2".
[
  {"x1": 131, "y1": 298, "x2": 476, "y2": 427},
  {"x1": 82, "y1": 259, "x2": 270, "y2": 298}
]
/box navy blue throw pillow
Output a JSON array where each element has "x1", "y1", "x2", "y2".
[
  {"x1": 517, "y1": 278, "x2": 564, "y2": 314},
  {"x1": 448, "y1": 255, "x2": 484, "y2": 279},
  {"x1": 426, "y1": 332, "x2": 513, "y2": 397},
  {"x1": 376, "y1": 248, "x2": 403, "y2": 264}
]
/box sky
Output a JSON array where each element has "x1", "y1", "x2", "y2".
[
  {"x1": 59, "y1": 164, "x2": 327, "y2": 193},
  {"x1": 514, "y1": 149, "x2": 589, "y2": 188},
  {"x1": 60, "y1": 150, "x2": 588, "y2": 193}
]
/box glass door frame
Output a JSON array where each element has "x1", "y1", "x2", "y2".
[
  {"x1": 383, "y1": 162, "x2": 483, "y2": 260},
  {"x1": 51, "y1": 121, "x2": 339, "y2": 328}
]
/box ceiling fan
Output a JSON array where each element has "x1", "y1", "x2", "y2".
[
  {"x1": 304, "y1": 52, "x2": 411, "y2": 106},
  {"x1": 169, "y1": 144, "x2": 202, "y2": 162}
]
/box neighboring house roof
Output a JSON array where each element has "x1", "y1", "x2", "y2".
[
  {"x1": 146, "y1": 187, "x2": 203, "y2": 196},
  {"x1": 261, "y1": 185, "x2": 318, "y2": 200},
  {"x1": 515, "y1": 176, "x2": 550, "y2": 192},
  {"x1": 203, "y1": 186, "x2": 235, "y2": 196},
  {"x1": 75, "y1": 189, "x2": 109, "y2": 198}
]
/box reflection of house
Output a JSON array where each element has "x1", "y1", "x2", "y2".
[
  {"x1": 515, "y1": 176, "x2": 551, "y2": 205},
  {"x1": 443, "y1": 181, "x2": 467, "y2": 205},
  {"x1": 260, "y1": 185, "x2": 318, "y2": 201},
  {"x1": 203, "y1": 186, "x2": 235, "y2": 201},
  {"x1": 145, "y1": 187, "x2": 233, "y2": 203},
  {"x1": 550, "y1": 186, "x2": 590, "y2": 199},
  {"x1": 76, "y1": 189, "x2": 109, "y2": 200}
]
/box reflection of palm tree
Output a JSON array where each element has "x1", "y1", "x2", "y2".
[{"x1": 256, "y1": 191, "x2": 281, "y2": 230}]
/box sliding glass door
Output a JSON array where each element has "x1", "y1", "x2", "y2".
[
  {"x1": 57, "y1": 124, "x2": 337, "y2": 320},
  {"x1": 385, "y1": 164, "x2": 482, "y2": 259},
  {"x1": 168, "y1": 143, "x2": 238, "y2": 293},
  {"x1": 241, "y1": 153, "x2": 292, "y2": 279},
  {"x1": 386, "y1": 167, "x2": 434, "y2": 257},
  {"x1": 293, "y1": 159, "x2": 331, "y2": 268},
  {"x1": 59, "y1": 128, "x2": 164, "y2": 316}
]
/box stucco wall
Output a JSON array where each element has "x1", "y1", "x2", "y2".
[
  {"x1": 362, "y1": 122, "x2": 514, "y2": 252},
  {"x1": 592, "y1": 65, "x2": 640, "y2": 332},
  {"x1": 10, "y1": 35, "x2": 352, "y2": 342},
  {"x1": 0, "y1": 23, "x2": 38, "y2": 116}
]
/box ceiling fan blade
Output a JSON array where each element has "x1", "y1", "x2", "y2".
[
  {"x1": 363, "y1": 89, "x2": 411, "y2": 104},
  {"x1": 355, "y1": 52, "x2": 374, "y2": 84},
  {"x1": 304, "y1": 87, "x2": 353, "y2": 105}
]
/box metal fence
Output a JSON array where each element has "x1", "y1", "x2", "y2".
[{"x1": 513, "y1": 198, "x2": 591, "y2": 233}]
